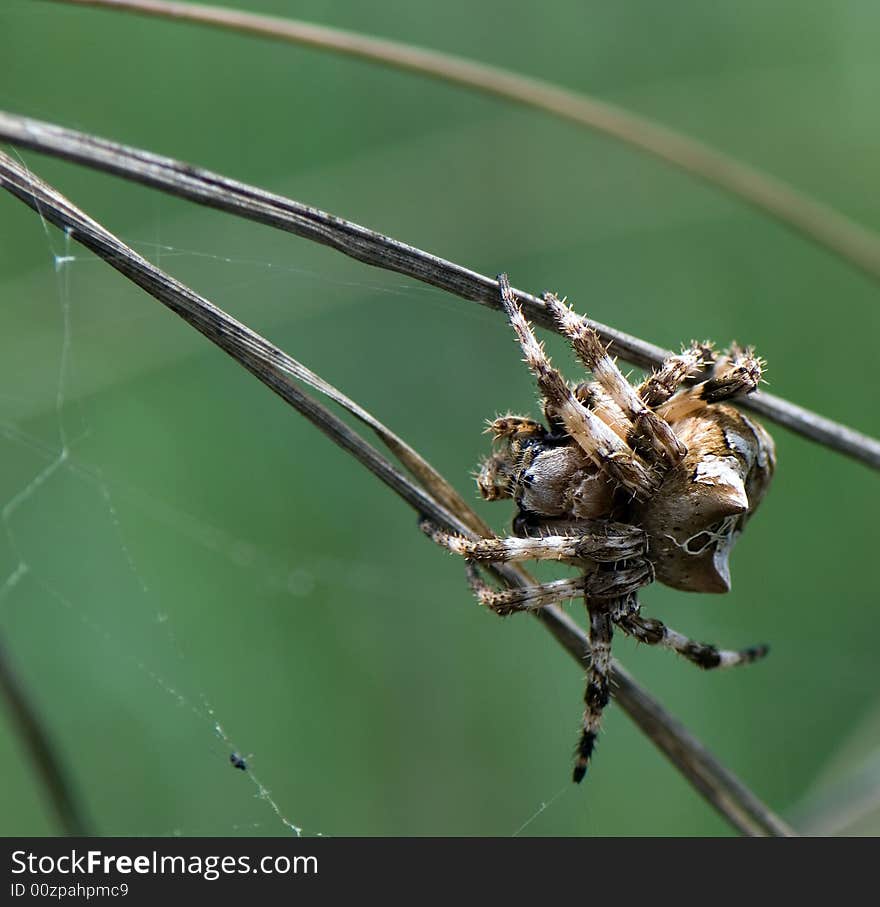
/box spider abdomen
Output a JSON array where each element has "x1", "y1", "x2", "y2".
[{"x1": 628, "y1": 405, "x2": 775, "y2": 592}]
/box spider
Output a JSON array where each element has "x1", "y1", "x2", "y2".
[{"x1": 422, "y1": 273, "x2": 776, "y2": 783}]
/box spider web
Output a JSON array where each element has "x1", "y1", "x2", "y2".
[{"x1": 0, "y1": 200, "x2": 319, "y2": 836}]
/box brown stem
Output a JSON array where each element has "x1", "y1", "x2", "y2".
[
  {"x1": 0, "y1": 635, "x2": 91, "y2": 835},
  {"x1": 1, "y1": 111, "x2": 877, "y2": 471},
  {"x1": 46, "y1": 0, "x2": 880, "y2": 286}
]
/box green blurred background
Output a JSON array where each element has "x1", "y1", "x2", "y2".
[{"x1": 1, "y1": 0, "x2": 878, "y2": 837}]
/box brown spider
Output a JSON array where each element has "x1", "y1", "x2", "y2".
[{"x1": 422, "y1": 274, "x2": 776, "y2": 782}]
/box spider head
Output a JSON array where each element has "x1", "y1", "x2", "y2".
[{"x1": 631, "y1": 409, "x2": 776, "y2": 593}]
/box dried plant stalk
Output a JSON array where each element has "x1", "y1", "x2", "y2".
[
  {"x1": 1, "y1": 111, "x2": 877, "y2": 472},
  {"x1": 48, "y1": 0, "x2": 880, "y2": 286},
  {"x1": 0, "y1": 638, "x2": 90, "y2": 835}
]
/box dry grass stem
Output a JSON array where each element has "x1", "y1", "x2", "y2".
[
  {"x1": 0, "y1": 637, "x2": 90, "y2": 835},
  {"x1": 48, "y1": 0, "x2": 880, "y2": 287},
  {"x1": 1, "y1": 112, "x2": 877, "y2": 471}
]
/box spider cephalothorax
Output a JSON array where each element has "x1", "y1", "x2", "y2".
[{"x1": 422, "y1": 274, "x2": 775, "y2": 782}]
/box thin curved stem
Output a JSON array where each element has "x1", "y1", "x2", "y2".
[
  {"x1": 0, "y1": 636, "x2": 91, "y2": 835},
  {"x1": 46, "y1": 0, "x2": 880, "y2": 286},
  {"x1": 0, "y1": 149, "x2": 795, "y2": 837},
  {"x1": 1, "y1": 110, "x2": 877, "y2": 471}
]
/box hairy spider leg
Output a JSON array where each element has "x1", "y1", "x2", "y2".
[
  {"x1": 485, "y1": 414, "x2": 547, "y2": 440},
  {"x1": 422, "y1": 521, "x2": 652, "y2": 620},
  {"x1": 464, "y1": 564, "x2": 585, "y2": 615},
  {"x1": 420, "y1": 519, "x2": 647, "y2": 564},
  {"x1": 574, "y1": 595, "x2": 615, "y2": 783},
  {"x1": 659, "y1": 345, "x2": 765, "y2": 423},
  {"x1": 637, "y1": 341, "x2": 712, "y2": 409},
  {"x1": 542, "y1": 292, "x2": 686, "y2": 467},
  {"x1": 614, "y1": 611, "x2": 769, "y2": 669},
  {"x1": 475, "y1": 451, "x2": 517, "y2": 501},
  {"x1": 496, "y1": 274, "x2": 658, "y2": 500},
  {"x1": 464, "y1": 562, "x2": 650, "y2": 616},
  {"x1": 699, "y1": 344, "x2": 764, "y2": 403}
]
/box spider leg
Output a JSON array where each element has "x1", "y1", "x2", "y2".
[
  {"x1": 476, "y1": 416, "x2": 546, "y2": 501},
  {"x1": 574, "y1": 594, "x2": 615, "y2": 783},
  {"x1": 699, "y1": 344, "x2": 764, "y2": 403},
  {"x1": 497, "y1": 274, "x2": 658, "y2": 500},
  {"x1": 614, "y1": 611, "x2": 768, "y2": 669},
  {"x1": 572, "y1": 382, "x2": 631, "y2": 440},
  {"x1": 476, "y1": 452, "x2": 515, "y2": 501},
  {"x1": 420, "y1": 519, "x2": 647, "y2": 564},
  {"x1": 423, "y1": 519, "x2": 652, "y2": 615},
  {"x1": 637, "y1": 341, "x2": 713, "y2": 409},
  {"x1": 463, "y1": 564, "x2": 584, "y2": 615},
  {"x1": 485, "y1": 414, "x2": 547, "y2": 441},
  {"x1": 658, "y1": 344, "x2": 764, "y2": 422},
  {"x1": 584, "y1": 559, "x2": 654, "y2": 598},
  {"x1": 543, "y1": 292, "x2": 686, "y2": 468}
]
